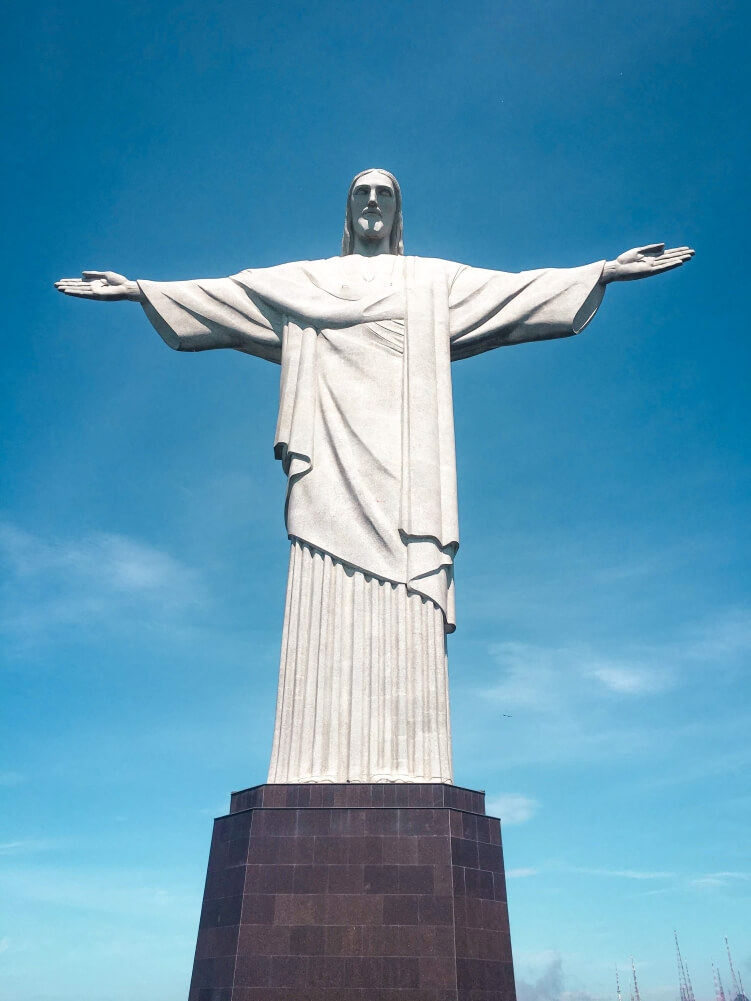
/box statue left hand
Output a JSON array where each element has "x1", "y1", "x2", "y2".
[{"x1": 601, "y1": 244, "x2": 695, "y2": 284}]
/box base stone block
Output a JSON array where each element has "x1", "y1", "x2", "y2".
[{"x1": 188, "y1": 783, "x2": 516, "y2": 1001}]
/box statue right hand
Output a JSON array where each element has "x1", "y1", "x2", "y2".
[{"x1": 55, "y1": 271, "x2": 141, "y2": 301}]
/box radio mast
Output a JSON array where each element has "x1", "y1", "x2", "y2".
[
  {"x1": 632, "y1": 958, "x2": 643, "y2": 1001},
  {"x1": 715, "y1": 961, "x2": 728, "y2": 1001},
  {"x1": 675, "y1": 931, "x2": 696, "y2": 1001},
  {"x1": 726, "y1": 937, "x2": 745, "y2": 999}
]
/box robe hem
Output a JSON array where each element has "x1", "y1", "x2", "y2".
[{"x1": 288, "y1": 533, "x2": 452, "y2": 628}]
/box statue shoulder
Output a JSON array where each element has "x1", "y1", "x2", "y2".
[
  {"x1": 408, "y1": 255, "x2": 464, "y2": 268},
  {"x1": 405, "y1": 256, "x2": 468, "y2": 283},
  {"x1": 232, "y1": 257, "x2": 334, "y2": 287}
]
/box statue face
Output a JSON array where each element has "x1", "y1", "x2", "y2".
[{"x1": 350, "y1": 170, "x2": 397, "y2": 245}]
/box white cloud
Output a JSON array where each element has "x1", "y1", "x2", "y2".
[
  {"x1": 465, "y1": 600, "x2": 751, "y2": 773},
  {"x1": 688, "y1": 870, "x2": 751, "y2": 888},
  {"x1": 0, "y1": 839, "x2": 54, "y2": 856},
  {"x1": 484, "y1": 640, "x2": 674, "y2": 712},
  {"x1": 586, "y1": 663, "x2": 666, "y2": 695},
  {"x1": 0, "y1": 520, "x2": 203, "y2": 642},
  {"x1": 0, "y1": 521, "x2": 199, "y2": 598},
  {"x1": 506, "y1": 867, "x2": 539, "y2": 879},
  {"x1": 572, "y1": 866, "x2": 675, "y2": 881},
  {"x1": 0, "y1": 863, "x2": 195, "y2": 921},
  {"x1": 486, "y1": 793, "x2": 540, "y2": 824},
  {"x1": 515, "y1": 863, "x2": 750, "y2": 893},
  {"x1": 0, "y1": 842, "x2": 30, "y2": 854}
]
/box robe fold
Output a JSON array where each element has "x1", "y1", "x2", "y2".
[{"x1": 139, "y1": 255, "x2": 605, "y2": 782}]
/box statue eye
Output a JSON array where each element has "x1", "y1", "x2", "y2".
[{"x1": 379, "y1": 188, "x2": 393, "y2": 197}]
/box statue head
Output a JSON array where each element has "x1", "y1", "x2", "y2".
[{"x1": 341, "y1": 168, "x2": 404, "y2": 256}]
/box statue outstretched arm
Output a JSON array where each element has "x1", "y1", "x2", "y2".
[
  {"x1": 55, "y1": 271, "x2": 143, "y2": 301},
  {"x1": 55, "y1": 270, "x2": 284, "y2": 362},
  {"x1": 448, "y1": 259, "x2": 606, "y2": 360},
  {"x1": 600, "y1": 244, "x2": 694, "y2": 283},
  {"x1": 448, "y1": 242, "x2": 695, "y2": 361}
]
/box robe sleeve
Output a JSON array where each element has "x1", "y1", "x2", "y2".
[
  {"x1": 448, "y1": 261, "x2": 606, "y2": 361},
  {"x1": 137, "y1": 275, "x2": 284, "y2": 364}
]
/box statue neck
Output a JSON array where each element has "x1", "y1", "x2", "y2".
[{"x1": 351, "y1": 235, "x2": 393, "y2": 258}]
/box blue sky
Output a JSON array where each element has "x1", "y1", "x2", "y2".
[{"x1": 1, "y1": 1, "x2": 749, "y2": 999}]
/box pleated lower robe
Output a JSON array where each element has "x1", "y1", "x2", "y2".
[{"x1": 267, "y1": 540, "x2": 453, "y2": 784}]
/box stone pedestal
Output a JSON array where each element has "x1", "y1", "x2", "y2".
[{"x1": 188, "y1": 783, "x2": 516, "y2": 1001}]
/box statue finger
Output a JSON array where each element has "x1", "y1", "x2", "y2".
[
  {"x1": 652, "y1": 252, "x2": 685, "y2": 264},
  {"x1": 82, "y1": 270, "x2": 107, "y2": 279},
  {"x1": 639, "y1": 243, "x2": 665, "y2": 257},
  {"x1": 655, "y1": 251, "x2": 692, "y2": 265},
  {"x1": 650, "y1": 260, "x2": 684, "y2": 274}
]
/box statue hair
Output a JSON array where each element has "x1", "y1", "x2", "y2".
[{"x1": 341, "y1": 168, "x2": 404, "y2": 256}]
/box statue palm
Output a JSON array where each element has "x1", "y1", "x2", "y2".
[
  {"x1": 602, "y1": 243, "x2": 694, "y2": 282},
  {"x1": 55, "y1": 270, "x2": 141, "y2": 301}
]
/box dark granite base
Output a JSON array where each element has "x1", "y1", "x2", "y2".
[{"x1": 188, "y1": 783, "x2": 516, "y2": 1001}]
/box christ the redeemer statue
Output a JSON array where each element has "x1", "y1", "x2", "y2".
[{"x1": 56, "y1": 169, "x2": 693, "y2": 786}]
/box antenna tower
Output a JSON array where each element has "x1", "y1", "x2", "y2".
[
  {"x1": 617, "y1": 966, "x2": 623, "y2": 1001},
  {"x1": 715, "y1": 962, "x2": 728, "y2": 1001},
  {"x1": 726, "y1": 938, "x2": 743, "y2": 998},
  {"x1": 686, "y1": 958, "x2": 696, "y2": 1001},
  {"x1": 728, "y1": 932, "x2": 748, "y2": 996},
  {"x1": 675, "y1": 931, "x2": 696, "y2": 1001},
  {"x1": 632, "y1": 958, "x2": 643, "y2": 1001}
]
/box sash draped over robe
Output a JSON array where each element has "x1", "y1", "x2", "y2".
[{"x1": 138, "y1": 256, "x2": 605, "y2": 782}]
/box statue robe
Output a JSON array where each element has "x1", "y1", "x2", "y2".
[{"x1": 138, "y1": 255, "x2": 604, "y2": 783}]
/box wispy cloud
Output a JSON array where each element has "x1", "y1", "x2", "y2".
[
  {"x1": 466, "y1": 640, "x2": 670, "y2": 767},
  {"x1": 0, "y1": 839, "x2": 55, "y2": 856},
  {"x1": 482, "y1": 640, "x2": 675, "y2": 713},
  {"x1": 572, "y1": 866, "x2": 675, "y2": 881},
  {"x1": 585, "y1": 663, "x2": 665, "y2": 695},
  {"x1": 486, "y1": 793, "x2": 540, "y2": 824},
  {"x1": 687, "y1": 870, "x2": 751, "y2": 888},
  {"x1": 518, "y1": 862, "x2": 749, "y2": 895},
  {"x1": 506, "y1": 867, "x2": 539, "y2": 879},
  {"x1": 0, "y1": 862, "x2": 195, "y2": 920},
  {"x1": 0, "y1": 520, "x2": 203, "y2": 643},
  {"x1": 464, "y1": 601, "x2": 751, "y2": 772}
]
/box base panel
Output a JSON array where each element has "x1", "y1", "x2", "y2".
[{"x1": 188, "y1": 783, "x2": 516, "y2": 1001}]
